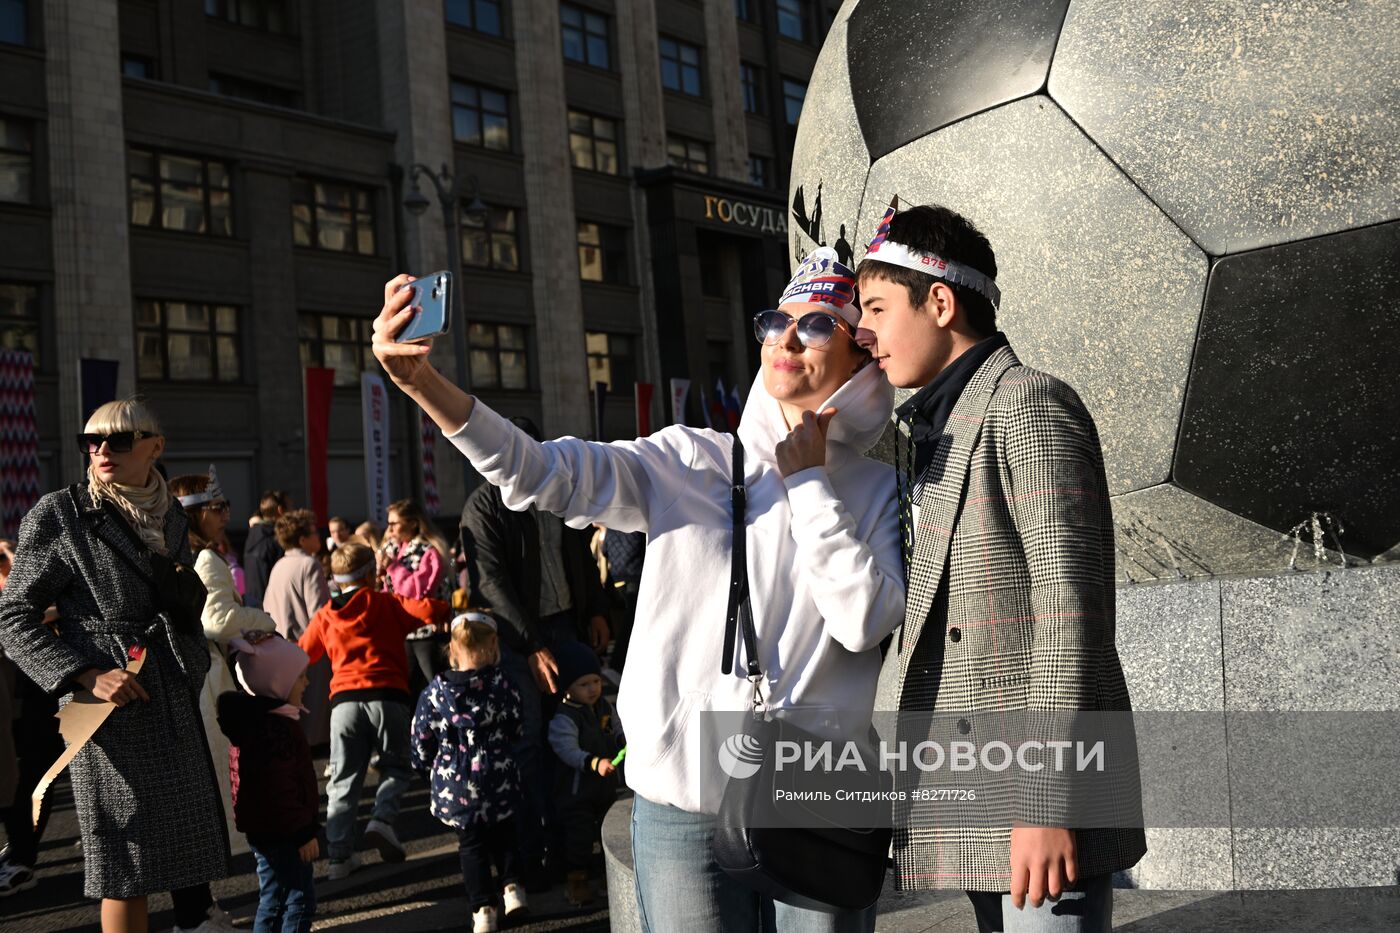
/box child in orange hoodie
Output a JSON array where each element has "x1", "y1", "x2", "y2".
[{"x1": 299, "y1": 543, "x2": 448, "y2": 880}]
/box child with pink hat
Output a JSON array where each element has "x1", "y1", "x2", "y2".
[{"x1": 216, "y1": 631, "x2": 320, "y2": 933}]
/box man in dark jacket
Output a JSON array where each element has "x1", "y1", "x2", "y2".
[
  {"x1": 458, "y1": 417, "x2": 610, "y2": 886},
  {"x1": 243, "y1": 490, "x2": 291, "y2": 609}
]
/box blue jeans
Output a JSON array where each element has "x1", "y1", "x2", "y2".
[
  {"x1": 325, "y1": 699, "x2": 413, "y2": 861},
  {"x1": 630, "y1": 795, "x2": 878, "y2": 933},
  {"x1": 966, "y1": 872, "x2": 1113, "y2": 933},
  {"x1": 251, "y1": 843, "x2": 315, "y2": 933}
]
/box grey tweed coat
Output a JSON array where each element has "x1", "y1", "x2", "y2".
[
  {"x1": 0, "y1": 485, "x2": 229, "y2": 898},
  {"x1": 874, "y1": 345, "x2": 1147, "y2": 892}
]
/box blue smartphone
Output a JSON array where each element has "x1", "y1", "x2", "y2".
[{"x1": 394, "y1": 271, "x2": 452, "y2": 343}]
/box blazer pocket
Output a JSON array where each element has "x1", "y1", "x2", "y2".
[{"x1": 979, "y1": 672, "x2": 1030, "y2": 690}]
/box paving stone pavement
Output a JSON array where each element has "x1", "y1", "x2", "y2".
[{"x1": 5, "y1": 759, "x2": 1398, "y2": 932}]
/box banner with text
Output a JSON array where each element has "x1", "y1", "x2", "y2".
[{"x1": 361, "y1": 372, "x2": 392, "y2": 525}]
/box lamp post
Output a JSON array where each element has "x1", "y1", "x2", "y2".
[{"x1": 402, "y1": 163, "x2": 488, "y2": 389}]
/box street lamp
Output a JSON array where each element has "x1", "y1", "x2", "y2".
[{"x1": 401, "y1": 162, "x2": 488, "y2": 390}]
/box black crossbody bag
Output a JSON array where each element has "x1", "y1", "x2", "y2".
[{"x1": 711, "y1": 437, "x2": 892, "y2": 914}]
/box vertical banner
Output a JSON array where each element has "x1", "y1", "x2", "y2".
[
  {"x1": 635, "y1": 382, "x2": 654, "y2": 436},
  {"x1": 360, "y1": 372, "x2": 392, "y2": 525},
  {"x1": 0, "y1": 350, "x2": 41, "y2": 539},
  {"x1": 698, "y1": 385, "x2": 714, "y2": 429},
  {"x1": 304, "y1": 367, "x2": 335, "y2": 526},
  {"x1": 710, "y1": 378, "x2": 730, "y2": 432},
  {"x1": 725, "y1": 385, "x2": 743, "y2": 431},
  {"x1": 593, "y1": 381, "x2": 608, "y2": 440},
  {"x1": 79, "y1": 358, "x2": 119, "y2": 422},
  {"x1": 669, "y1": 378, "x2": 691, "y2": 427},
  {"x1": 420, "y1": 410, "x2": 440, "y2": 518}
]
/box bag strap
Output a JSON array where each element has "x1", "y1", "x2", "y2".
[{"x1": 721, "y1": 437, "x2": 764, "y2": 710}]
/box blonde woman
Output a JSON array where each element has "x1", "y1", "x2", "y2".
[
  {"x1": 169, "y1": 468, "x2": 278, "y2": 859},
  {"x1": 0, "y1": 400, "x2": 231, "y2": 932},
  {"x1": 380, "y1": 499, "x2": 451, "y2": 685}
]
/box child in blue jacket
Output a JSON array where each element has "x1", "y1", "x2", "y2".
[{"x1": 411, "y1": 611, "x2": 526, "y2": 933}]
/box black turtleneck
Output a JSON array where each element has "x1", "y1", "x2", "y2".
[{"x1": 894, "y1": 332, "x2": 1009, "y2": 480}]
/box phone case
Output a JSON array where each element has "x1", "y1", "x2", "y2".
[{"x1": 395, "y1": 271, "x2": 452, "y2": 343}]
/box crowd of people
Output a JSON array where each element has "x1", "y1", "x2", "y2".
[{"x1": 0, "y1": 201, "x2": 1143, "y2": 933}]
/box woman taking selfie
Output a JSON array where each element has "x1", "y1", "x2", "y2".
[
  {"x1": 371, "y1": 251, "x2": 904, "y2": 933},
  {"x1": 0, "y1": 400, "x2": 231, "y2": 932}
]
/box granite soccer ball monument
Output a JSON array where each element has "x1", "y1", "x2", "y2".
[{"x1": 789, "y1": 0, "x2": 1400, "y2": 890}]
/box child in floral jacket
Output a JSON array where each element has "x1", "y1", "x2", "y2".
[{"x1": 411, "y1": 611, "x2": 526, "y2": 933}]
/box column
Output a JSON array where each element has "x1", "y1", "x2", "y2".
[{"x1": 702, "y1": 0, "x2": 748, "y2": 182}]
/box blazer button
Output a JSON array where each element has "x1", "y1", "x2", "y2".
[
  {"x1": 948, "y1": 627, "x2": 961, "y2": 643},
  {"x1": 957, "y1": 718, "x2": 971, "y2": 735}
]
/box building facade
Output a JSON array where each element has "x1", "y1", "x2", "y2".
[{"x1": 0, "y1": 0, "x2": 834, "y2": 524}]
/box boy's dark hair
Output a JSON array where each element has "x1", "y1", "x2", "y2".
[
  {"x1": 856, "y1": 205, "x2": 999, "y2": 337},
  {"x1": 258, "y1": 489, "x2": 291, "y2": 521}
]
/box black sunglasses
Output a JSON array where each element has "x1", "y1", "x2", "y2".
[
  {"x1": 753, "y1": 310, "x2": 854, "y2": 349},
  {"x1": 77, "y1": 430, "x2": 159, "y2": 454}
]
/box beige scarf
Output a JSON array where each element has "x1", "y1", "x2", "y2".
[{"x1": 88, "y1": 467, "x2": 173, "y2": 556}]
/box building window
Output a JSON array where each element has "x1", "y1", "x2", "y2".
[
  {"x1": 0, "y1": 118, "x2": 32, "y2": 205},
  {"x1": 776, "y1": 0, "x2": 806, "y2": 41},
  {"x1": 561, "y1": 4, "x2": 609, "y2": 69},
  {"x1": 468, "y1": 322, "x2": 529, "y2": 390},
  {"x1": 122, "y1": 55, "x2": 158, "y2": 79},
  {"x1": 747, "y1": 153, "x2": 770, "y2": 189},
  {"x1": 205, "y1": 0, "x2": 290, "y2": 35},
  {"x1": 568, "y1": 110, "x2": 620, "y2": 174},
  {"x1": 585, "y1": 332, "x2": 636, "y2": 392},
  {"x1": 444, "y1": 0, "x2": 502, "y2": 36},
  {"x1": 0, "y1": 282, "x2": 39, "y2": 366},
  {"x1": 136, "y1": 300, "x2": 240, "y2": 383},
  {"x1": 129, "y1": 149, "x2": 233, "y2": 237},
  {"x1": 299, "y1": 313, "x2": 373, "y2": 387},
  {"x1": 0, "y1": 0, "x2": 27, "y2": 45},
  {"x1": 451, "y1": 81, "x2": 512, "y2": 151},
  {"x1": 659, "y1": 37, "x2": 702, "y2": 96},
  {"x1": 666, "y1": 135, "x2": 709, "y2": 175},
  {"x1": 462, "y1": 205, "x2": 521, "y2": 272},
  {"x1": 292, "y1": 178, "x2": 377, "y2": 255},
  {"x1": 739, "y1": 62, "x2": 765, "y2": 114},
  {"x1": 208, "y1": 73, "x2": 301, "y2": 108},
  {"x1": 577, "y1": 221, "x2": 629, "y2": 285},
  {"x1": 782, "y1": 77, "x2": 807, "y2": 125},
  {"x1": 734, "y1": 0, "x2": 757, "y2": 24}
]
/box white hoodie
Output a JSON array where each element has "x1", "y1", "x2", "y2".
[{"x1": 445, "y1": 362, "x2": 905, "y2": 814}]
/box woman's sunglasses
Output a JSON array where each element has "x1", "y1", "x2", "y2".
[
  {"x1": 76, "y1": 430, "x2": 159, "y2": 454},
  {"x1": 753, "y1": 310, "x2": 854, "y2": 350}
]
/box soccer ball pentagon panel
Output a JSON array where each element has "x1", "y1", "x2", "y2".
[{"x1": 791, "y1": 0, "x2": 1400, "y2": 581}]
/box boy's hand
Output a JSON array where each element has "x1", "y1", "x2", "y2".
[
  {"x1": 595, "y1": 758, "x2": 616, "y2": 777},
  {"x1": 298, "y1": 838, "x2": 320, "y2": 863},
  {"x1": 775, "y1": 408, "x2": 838, "y2": 477},
  {"x1": 1009, "y1": 824, "x2": 1076, "y2": 910}
]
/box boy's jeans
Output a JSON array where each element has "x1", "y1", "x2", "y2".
[
  {"x1": 325, "y1": 699, "x2": 413, "y2": 860},
  {"x1": 630, "y1": 795, "x2": 877, "y2": 933},
  {"x1": 251, "y1": 843, "x2": 315, "y2": 933}
]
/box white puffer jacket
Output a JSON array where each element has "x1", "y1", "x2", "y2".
[{"x1": 446, "y1": 362, "x2": 905, "y2": 813}]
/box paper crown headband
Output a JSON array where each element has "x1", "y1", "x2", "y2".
[
  {"x1": 863, "y1": 197, "x2": 1001, "y2": 310},
  {"x1": 176, "y1": 464, "x2": 225, "y2": 508},
  {"x1": 451, "y1": 611, "x2": 498, "y2": 632},
  {"x1": 777, "y1": 246, "x2": 860, "y2": 327}
]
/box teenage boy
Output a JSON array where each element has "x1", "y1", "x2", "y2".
[{"x1": 859, "y1": 201, "x2": 1145, "y2": 932}]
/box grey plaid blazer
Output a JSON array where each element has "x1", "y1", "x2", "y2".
[{"x1": 874, "y1": 345, "x2": 1147, "y2": 892}]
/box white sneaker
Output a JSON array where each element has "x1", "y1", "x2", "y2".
[
  {"x1": 322, "y1": 762, "x2": 333, "y2": 779},
  {"x1": 327, "y1": 852, "x2": 360, "y2": 881},
  {"x1": 363, "y1": 819, "x2": 405, "y2": 863},
  {"x1": 472, "y1": 905, "x2": 498, "y2": 933},
  {"x1": 0, "y1": 860, "x2": 37, "y2": 897},
  {"x1": 502, "y1": 882, "x2": 528, "y2": 916},
  {"x1": 170, "y1": 922, "x2": 229, "y2": 933},
  {"x1": 204, "y1": 905, "x2": 238, "y2": 930}
]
